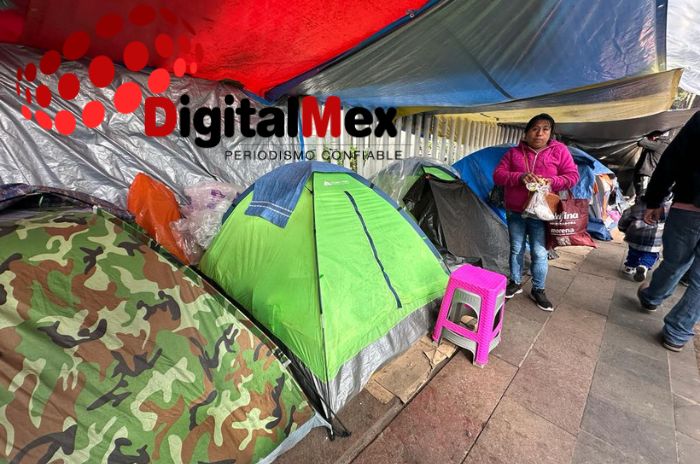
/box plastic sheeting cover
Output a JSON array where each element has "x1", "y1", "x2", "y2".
[
  {"x1": 0, "y1": 45, "x2": 297, "y2": 206},
  {"x1": 425, "y1": 70, "x2": 681, "y2": 124},
  {"x1": 668, "y1": 0, "x2": 700, "y2": 94},
  {"x1": 1, "y1": 0, "x2": 432, "y2": 97},
  {"x1": 292, "y1": 0, "x2": 665, "y2": 108}
]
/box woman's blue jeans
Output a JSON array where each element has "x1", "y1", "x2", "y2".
[
  {"x1": 507, "y1": 212, "x2": 548, "y2": 290},
  {"x1": 639, "y1": 208, "x2": 700, "y2": 345}
]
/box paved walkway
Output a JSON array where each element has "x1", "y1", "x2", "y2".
[{"x1": 279, "y1": 239, "x2": 700, "y2": 464}]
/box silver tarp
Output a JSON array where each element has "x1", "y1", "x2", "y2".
[
  {"x1": 668, "y1": 0, "x2": 700, "y2": 94},
  {"x1": 0, "y1": 44, "x2": 299, "y2": 206}
]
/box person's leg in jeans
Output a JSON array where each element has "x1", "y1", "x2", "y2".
[
  {"x1": 508, "y1": 212, "x2": 527, "y2": 285},
  {"x1": 640, "y1": 209, "x2": 700, "y2": 306},
  {"x1": 663, "y1": 248, "x2": 700, "y2": 347},
  {"x1": 526, "y1": 217, "x2": 548, "y2": 290}
]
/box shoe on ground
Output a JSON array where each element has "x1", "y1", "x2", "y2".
[
  {"x1": 634, "y1": 265, "x2": 648, "y2": 282},
  {"x1": 637, "y1": 286, "x2": 658, "y2": 311},
  {"x1": 622, "y1": 266, "x2": 635, "y2": 280},
  {"x1": 662, "y1": 339, "x2": 684, "y2": 352},
  {"x1": 530, "y1": 288, "x2": 554, "y2": 311},
  {"x1": 505, "y1": 280, "x2": 522, "y2": 299}
]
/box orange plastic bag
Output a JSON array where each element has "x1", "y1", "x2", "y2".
[{"x1": 127, "y1": 173, "x2": 188, "y2": 264}]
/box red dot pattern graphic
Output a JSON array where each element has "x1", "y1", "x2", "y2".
[
  {"x1": 83, "y1": 101, "x2": 105, "y2": 128},
  {"x1": 25, "y1": 63, "x2": 37, "y2": 81},
  {"x1": 114, "y1": 82, "x2": 142, "y2": 114},
  {"x1": 35, "y1": 110, "x2": 52, "y2": 130},
  {"x1": 155, "y1": 34, "x2": 173, "y2": 58},
  {"x1": 95, "y1": 13, "x2": 123, "y2": 39},
  {"x1": 40, "y1": 50, "x2": 61, "y2": 75},
  {"x1": 148, "y1": 68, "x2": 170, "y2": 93},
  {"x1": 89, "y1": 56, "x2": 115, "y2": 88},
  {"x1": 36, "y1": 85, "x2": 52, "y2": 107},
  {"x1": 15, "y1": 9, "x2": 203, "y2": 134},
  {"x1": 124, "y1": 41, "x2": 149, "y2": 72},
  {"x1": 129, "y1": 4, "x2": 156, "y2": 26},
  {"x1": 173, "y1": 58, "x2": 186, "y2": 77},
  {"x1": 63, "y1": 31, "x2": 91, "y2": 60},
  {"x1": 59, "y1": 73, "x2": 80, "y2": 100},
  {"x1": 55, "y1": 111, "x2": 77, "y2": 135}
]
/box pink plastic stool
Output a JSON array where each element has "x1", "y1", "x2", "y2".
[{"x1": 432, "y1": 264, "x2": 507, "y2": 367}]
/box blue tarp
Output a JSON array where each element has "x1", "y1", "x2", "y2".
[
  {"x1": 452, "y1": 145, "x2": 512, "y2": 223},
  {"x1": 569, "y1": 146, "x2": 614, "y2": 200},
  {"x1": 290, "y1": 0, "x2": 666, "y2": 108},
  {"x1": 452, "y1": 144, "x2": 615, "y2": 240}
]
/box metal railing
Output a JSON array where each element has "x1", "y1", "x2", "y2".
[{"x1": 302, "y1": 111, "x2": 522, "y2": 177}]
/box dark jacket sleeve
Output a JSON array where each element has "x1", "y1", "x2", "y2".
[
  {"x1": 644, "y1": 113, "x2": 700, "y2": 208},
  {"x1": 637, "y1": 138, "x2": 667, "y2": 152}
]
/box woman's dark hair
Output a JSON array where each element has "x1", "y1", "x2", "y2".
[{"x1": 524, "y1": 113, "x2": 556, "y2": 135}]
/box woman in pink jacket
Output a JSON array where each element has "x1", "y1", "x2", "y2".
[{"x1": 493, "y1": 114, "x2": 579, "y2": 311}]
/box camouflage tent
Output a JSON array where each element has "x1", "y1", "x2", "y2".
[{"x1": 0, "y1": 190, "x2": 319, "y2": 463}]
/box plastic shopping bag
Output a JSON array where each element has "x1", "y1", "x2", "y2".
[
  {"x1": 523, "y1": 184, "x2": 556, "y2": 221},
  {"x1": 547, "y1": 193, "x2": 597, "y2": 248}
]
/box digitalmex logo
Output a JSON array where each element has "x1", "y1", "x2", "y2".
[
  {"x1": 14, "y1": 3, "x2": 398, "y2": 147},
  {"x1": 14, "y1": 3, "x2": 202, "y2": 136}
]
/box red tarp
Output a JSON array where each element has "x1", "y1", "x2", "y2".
[{"x1": 2, "y1": 0, "x2": 428, "y2": 96}]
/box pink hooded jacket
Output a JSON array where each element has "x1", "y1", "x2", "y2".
[{"x1": 493, "y1": 140, "x2": 579, "y2": 213}]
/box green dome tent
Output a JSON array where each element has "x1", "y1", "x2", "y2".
[
  {"x1": 199, "y1": 162, "x2": 448, "y2": 420},
  {"x1": 372, "y1": 157, "x2": 509, "y2": 274},
  {"x1": 0, "y1": 186, "x2": 317, "y2": 464}
]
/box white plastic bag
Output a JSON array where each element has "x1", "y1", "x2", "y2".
[
  {"x1": 170, "y1": 181, "x2": 242, "y2": 264},
  {"x1": 523, "y1": 184, "x2": 556, "y2": 221}
]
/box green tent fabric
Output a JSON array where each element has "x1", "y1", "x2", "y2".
[
  {"x1": 0, "y1": 204, "x2": 317, "y2": 463},
  {"x1": 200, "y1": 164, "x2": 448, "y2": 415}
]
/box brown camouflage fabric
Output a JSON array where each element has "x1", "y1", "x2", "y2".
[{"x1": 0, "y1": 207, "x2": 313, "y2": 463}]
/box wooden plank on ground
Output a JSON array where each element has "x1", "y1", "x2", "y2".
[{"x1": 367, "y1": 336, "x2": 459, "y2": 404}]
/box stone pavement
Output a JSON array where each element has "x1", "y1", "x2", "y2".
[{"x1": 278, "y1": 239, "x2": 700, "y2": 464}]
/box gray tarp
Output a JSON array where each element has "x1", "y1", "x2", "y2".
[
  {"x1": 555, "y1": 108, "x2": 698, "y2": 175},
  {"x1": 289, "y1": 0, "x2": 664, "y2": 108},
  {"x1": 0, "y1": 44, "x2": 299, "y2": 206}
]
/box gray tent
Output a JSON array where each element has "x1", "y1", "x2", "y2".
[{"x1": 372, "y1": 157, "x2": 509, "y2": 274}]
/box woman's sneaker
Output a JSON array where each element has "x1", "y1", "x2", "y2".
[
  {"x1": 662, "y1": 339, "x2": 684, "y2": 352},
  {"x1": 634, "y1": 265, "x2": 648, "y2": 282},
  {"x1": 530, "y1": 288, "x2": 554, "y2": 311},
  {"x1": 505, "y1": 280, "x2": 523, "y2": 299}
]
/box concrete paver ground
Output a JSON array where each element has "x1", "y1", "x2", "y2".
[{"x1": 278, "y1": 238, "x2": 700, "y2": 463}]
